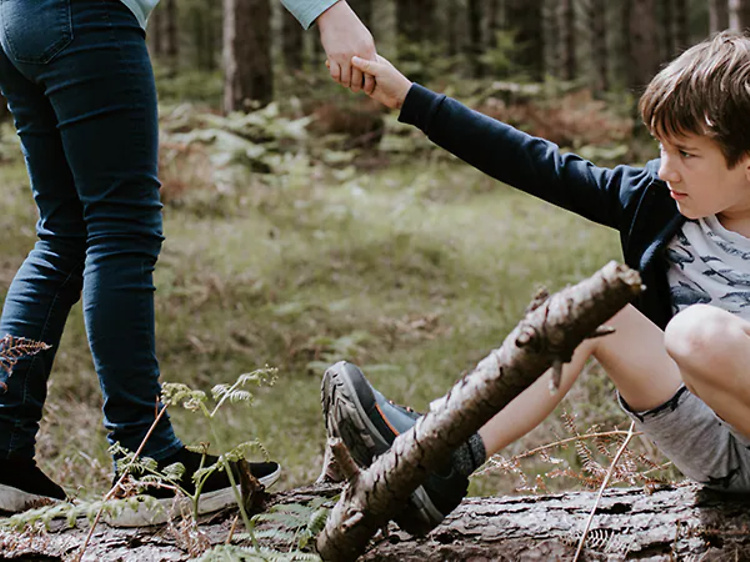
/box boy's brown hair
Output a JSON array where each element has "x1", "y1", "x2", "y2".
[{"x1": 639, "y1": 30, "x2": 750, "y2": 168}]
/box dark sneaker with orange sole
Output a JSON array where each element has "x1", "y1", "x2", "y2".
[
  {"x1": 0, "y1": 457, "x2": 67, "y2": 513},
  {"x1": 321, "y1": 361, "x2": 472, "y2": 535}
]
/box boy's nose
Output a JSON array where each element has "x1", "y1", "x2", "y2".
[{"x1": 658, "y1": 158, "x2": 680, "y2": 183}]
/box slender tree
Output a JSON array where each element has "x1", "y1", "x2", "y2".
[
  {"x1": 559, "y1": 0, "x2": 577, "y2": 80},
  {"x1": 710, "y1": 0, "x2": 730, "y2": 32},
  {"x1": 281, "y1": 8, "x2": 304, "y2": 71},
  {"x1": 591, "y1": 0, "x2": 609, "y2": 92},
  {"x1": 223, "y1": 0, "x2": 273, "y2": 112},
  {"x1": 628, "y1": 0, "x2": 659, "y2": 92},
  {"x1": 505, "y1": 0, "x2": 545, "y2": 80},
  {"x1": 164, "y1": 0, "x2": 179, "y2": 73},
  {"x1": 729, "y1": 0, "x2": 750, "y2": 30},
  {"x1": 467, "y1": 0, "x2": 485, "y2": 77},
  {"x1": 673, "y1": 0, "x2": 689, "y2": 52},
  {"x1": 147, "y1": 4, "x2": 164, "y2": 58},
  {"x1": 660, "y1": 0, "x2": 676, "y2": 60}
]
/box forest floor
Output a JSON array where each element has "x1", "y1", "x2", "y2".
[{"x1": 0, "y1": 103, "x2": 677, "y2": 509}]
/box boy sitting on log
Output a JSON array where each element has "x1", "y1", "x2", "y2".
[{"x1": 322, "y1": 31, "x2": 750, "y2": 533}]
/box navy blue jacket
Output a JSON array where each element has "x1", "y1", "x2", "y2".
[{"x1": 399, "y1": 84, "x2": 686, "y2": 330}]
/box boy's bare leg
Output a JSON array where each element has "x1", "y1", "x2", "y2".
[
  {"x1": 664, "y1": 304, "x2": 750, "y2": 438},
  {"x1": 480, "y1": 304, "x2": 683, "y2": 456}
]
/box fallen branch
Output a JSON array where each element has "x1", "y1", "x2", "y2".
[{"x1": 317, "y1": 261, "x2": 643, "y2": 561}]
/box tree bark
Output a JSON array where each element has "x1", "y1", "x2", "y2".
[
  {"x1": 591, "y1": 0, "x2": 609, "y2": 92},
  {"x1": 559, "y1": 0, "x2": 577, "y2": 81},
  {"x1": 317, "y1": 262, "x2": 643, "y2": 561},
  {"x1": 628, "y1": 0, "x2": 659, "y2": 92},
  {"x1": 711, "y1": 0, "x2": 730, "y2": 32},
  {"x1": 505, "y1": 0, "x2": 545, "y2": 81},
  {"x1": 729, "y1": 0, "x2": 750, "y2": 31},
  {"x1": 281, "y1": 8, "x2": 304, "y2": 72},
  {"x1": 164, "y1": 0, "x2": 178, "y2": 73},
  {"x1": 467, "y1": 0, "x2": 485, "y2": 78},
  {"x1": 3, "y1": 484, "x2": 750, "y2": 560},
  {"x1": 223, "y1": 0, "x2": 273, "y2": 113},
  {"x1": 673, "y1": 0, "x2": 689, "y2": 53}
]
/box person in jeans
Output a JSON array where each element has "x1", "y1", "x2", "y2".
[
  {"x1": 322, "y1": 31, "x2": 750, "y2": 534},
  {"x1": 0, "y1": 0, "x2": 375, "y2": 525}
]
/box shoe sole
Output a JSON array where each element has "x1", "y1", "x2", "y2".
[
  {"x1": 321, "y1": 362, "x2": 443, "y2": 534},
  {"x1": 0, "y1": 483, "x2": 61, "y2": 513},
  {"x1": 105, "y1": 463, "x2": 282, "y2": 528}
]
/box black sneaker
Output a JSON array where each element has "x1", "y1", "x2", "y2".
[
  {"x1": 107, "y1": 447, "x2": 281, "y2": 527},
  {"x1": 0, "y1": 457, "x2": 67, "y2": 513},
  {"x1": 321, "y1": 361, "x2": 468, "y2": 535}
]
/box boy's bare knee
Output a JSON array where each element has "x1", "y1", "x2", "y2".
[{"x1": 665, "y1": 305, "x2": 742, "y2": 386}]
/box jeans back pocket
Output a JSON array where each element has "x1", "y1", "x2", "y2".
[{"x1": 0, "y1": 0, "x2": 72, "y2": 64}]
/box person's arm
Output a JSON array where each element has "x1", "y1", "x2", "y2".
[
  {"x1": 281, "y1": 0, "x2": 377, "y2": 93},
  {"x1": 350, "y1": 55, "x2": 651, "y2": 230}
]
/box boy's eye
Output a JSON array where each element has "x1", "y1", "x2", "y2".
[{"x1": 679, "y1": 150, "x2": 692, "y2": 158}]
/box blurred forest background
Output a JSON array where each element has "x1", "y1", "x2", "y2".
[{"x1": 1, "y1": 0, "x2": 747, "y2": 501}]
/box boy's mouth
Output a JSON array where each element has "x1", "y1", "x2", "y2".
[{"x1": 669, "y1": 189, "x2": 688, "y2": 201}]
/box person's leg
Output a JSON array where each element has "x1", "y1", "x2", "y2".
[
  {"x1": 0, "y1": 2, "x2": 86, "y2": 462},
  {"x1": 28, "y1": 0, "x2": 181, "y2": 459}
]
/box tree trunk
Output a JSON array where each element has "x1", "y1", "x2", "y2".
[
  {"x1": 591, "y1": 0, "x2": 609, "y2": 92},
  {"x1": 4, "y1": 483, "x2": 750, "y2": 560},
  {"x1": 543, "y1": 0, "x2": 560, "y2": 79},
  {"x1": 281, "y1": 9, "x2": 304, "y2": 71},
  {"x1": 711, "y1": 0, "x2": 730, "y2": 32},
  {"x1": 223, "y1": 0, "x2": 273, "y2": 113},
  {"x1": 164, "y1": 0, "x2": 178, "y2": 73},
  {"x1": 729, "y1": 0, "x2": 750, "y2": 31},
  {"x1": 559, "y1": 0, "x2": 577, "y2": 81},
  {"x1": 467, "y1": 0, "x2": 484, "y2": 77},
  {"x1": 506, "y1": 0, "x2": 545, "y2": 80},
  {"x1": 628, "y1": 0, "x2": 659, "y2": 92},
  {"x1": 660, "y1": 0, "x2": 675, "y2": 61},
  {"x1": 445, "y1": 0, "x2": 460, "y2": 57},
  {"x1": 317, "y1": 262, "x2": 643, "y2": 561},
  {"x1": 147, "y1": 4, "x2": 163, "y2": 58},
  {"x1": 673, "y1": 0, "x2": 689, "y2": 53}
]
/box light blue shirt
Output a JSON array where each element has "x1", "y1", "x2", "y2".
[
  {"x1": 120, "y1": 0, "x2": 160, "y2": 29},
  {"x1": 280, "y1": 0, "x2": 339, "y2": 29},
  {"x1": 119, "y1": 0, "x2": 337, "y2": 31}
]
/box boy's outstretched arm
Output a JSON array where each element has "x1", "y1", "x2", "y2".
[{"x1": 354, "y1": 55, "x2": 652, "y2": 232}]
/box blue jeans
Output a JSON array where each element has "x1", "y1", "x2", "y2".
[{"x1": 0, "y1": 0, "x2": 182, "y2": 461}]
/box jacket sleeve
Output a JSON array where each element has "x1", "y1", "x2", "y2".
[
  {"x1": 280, "y1": 0, "x2": 339, "y2": 29},
  {"x1": 398, "y1": 84, "x2": 654, "y2": 231}
]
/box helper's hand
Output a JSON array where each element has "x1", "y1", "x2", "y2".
[
  {"x1": 317, "y1": 1, "x2": 376, "y2": 93},
  {"x1": 350, "y1": 55, "x2": 412, "y2": 110}
]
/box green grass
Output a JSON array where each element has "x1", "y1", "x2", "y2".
[{"x1": 1, "y1": 142, "x2": 670, "y2": 502}]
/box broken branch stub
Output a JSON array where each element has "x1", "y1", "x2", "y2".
[{"x1": 316, "y1": 261, "x2": 643, "y2": 561}]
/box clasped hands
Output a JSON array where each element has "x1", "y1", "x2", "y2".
[{"x1": 317, "y1": 1, "x2": 412, "y2": 109}]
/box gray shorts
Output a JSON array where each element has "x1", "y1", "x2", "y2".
[{"x1": 619, "y1": 385, "x2": 750, "y2": 491}]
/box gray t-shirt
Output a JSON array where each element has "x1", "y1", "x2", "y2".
[
  {"x1": 666, "y1": 215, "x2": 750, "y2": 319},
  {"x1": 120, "y1": 0, "x2": 337, "y2": 30}
]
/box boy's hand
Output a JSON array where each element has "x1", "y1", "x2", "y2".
[
  {"x1": 316, "y1": 1, "x2": 377, "y2": 94},
  {"x1": 350, "y1": 55, "x2": 412, "y2": 110}
]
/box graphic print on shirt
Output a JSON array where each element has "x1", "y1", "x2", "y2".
[
  {"x1": 665, "y1": 246, "x2": 695, "y2": 269},
  {"x1": 667, "y1": 216, "x2": 750, "y2": 319},
  {"x1": 670, "y1": 279, "x2": 711, "y2": 308}
]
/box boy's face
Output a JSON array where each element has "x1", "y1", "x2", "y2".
[{"x1": 657, "y1": 134, "x2": 750, "y2": 223}]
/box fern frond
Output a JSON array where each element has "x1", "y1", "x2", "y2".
[{"x1": 0, "y1": 334, "x2": 51, "y2": 376}]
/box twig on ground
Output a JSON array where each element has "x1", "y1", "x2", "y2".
[{"x1": 573, "y1": 421, "x2": 636, "y2": 562}]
